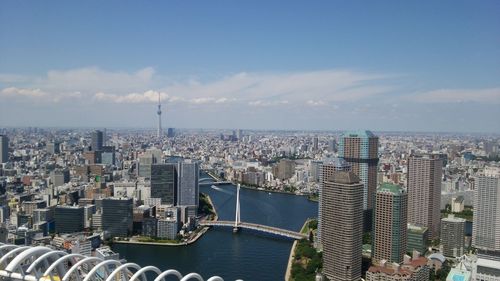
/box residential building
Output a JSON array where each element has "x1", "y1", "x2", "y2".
[
  {"x1": 473, "y1": 175, "x2": 500, "y2": 251},
  {"x1": 373, "y1": 183, "x2": 408, "y2": 264},
  {"x1": 321, "y1": 171, "x2": 363, "y2": 281},
  {"x1": 407, "y1": 224, "x2": 429, "y2": 254},
  {"x1": 441, "y1": 215, "x2": 466, "y2": 257},
  {"x1": 338, "y1": 130, "x2": 379, "y2": 231},
  {"x1": 318, "y1": 157, "x2": 351, "y2": 246},
  {"x1": 407, "y1": 154, "x2": 442, "y2": 239}
]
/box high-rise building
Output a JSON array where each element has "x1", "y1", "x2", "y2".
[
  {"x1": 338, "y1": 130, "x2": 379, "y2": 231},
  {"x1": 407, "y1": 224, "x2": 429, "y2": 254},
  {"x1": 101, "y1": 146, "x2": 116, "y2": 166},
  {"x1": 313, "y1": 136, "x2": 319, "y2": 151},
  {"x1": 318, "y1": 157, "x2": 351, "y2": 246},
  {"x1": 0, "y1": 135, "x2": 8, "y2": 163},
  {"x1": 407, "y1": 154, "x2": 442, "y2": 239},
  {"x1": 373, "y1": 183, "x2": 408, "y2": 264},
  {"x1": 177, "y1": 160, "x2": 199, "y2": 218},
  {"x1": 472, "y1": 175, "x2": 500, "y2": 251},
  {"x1": 54, "y1": 206, "x2": 84, "y2": 234},
  {"x1": 321, "y1": 171, "x2": 363, "y2": 281},
  {"x1": 91, "y1": 130, "x2": 104, "y2": 152},
  {"x1": 167, "y1": 128, "x2": 175, "y2": 138},
  {"x1": 236, "y1": 129, "x2": 243, "y2": 141},
  {"x1": 101, "y1": 198, "x2": 133, "y2": 237},
  {"x1": 273, "y1": 159, "x2": 296, "y2": 180},
  {"x1": 441, "y1": 215, "x2": 465, "y2": 257},
  {"x1": 46, "y1": 141, "x2": 61, "y2": 154},
  {"x1": 151, "y1": 163, "x2": 178, "y2": 205}
]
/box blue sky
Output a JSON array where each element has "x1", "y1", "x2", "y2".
[{"x1": 1, "y1": 1, "x2": 499, "y2": 132}]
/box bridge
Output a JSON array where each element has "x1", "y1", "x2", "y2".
[
  {"x1": 0, "y1": 244, "x2": 241, "y2": 281},
  {"x1": 200, "y1": 184, "x2": 307, "y2": 240},
  {"x1": 200, "y1": 221, "x2": 306, "y2": 240},
  {"x1": 199, "y1": 177, "x2": 231, "y2": 186}
]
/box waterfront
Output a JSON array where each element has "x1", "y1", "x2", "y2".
[{"x1": 112, "y1": 181, "x2": 318, "y2": 281}]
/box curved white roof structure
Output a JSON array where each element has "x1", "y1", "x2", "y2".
[{"x1": 0, "y1": 243, "x2": 242, "y2": 281}]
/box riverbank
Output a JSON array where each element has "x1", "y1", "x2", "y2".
[
  {"x1": 285, "y1": 219, "x2": 310, "y2": 281},
  {"x1": 114, "y1": 194, "x2": 218, "y2": 247}
]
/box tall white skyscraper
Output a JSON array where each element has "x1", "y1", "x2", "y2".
[{"x1": 473, "y1": 174, "x2": 500, "y2": 251}]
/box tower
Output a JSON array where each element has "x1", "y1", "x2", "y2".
[
  {"x1": 318, "y1": 157, "x2": 351, "y2": 247},
  {"x1": 91, "y1": 130, "x2": 103, "y2": 152},
  {"x1": 321, "y1": 171, "x2": 363, "y2": 281},
  {"x1": 338, "y1": 130, "x2": 379, "y2": 231},
  {"x1": 372, "y1": 183, "x2": 408, "y2": 264},
  {"x1": 157, "y1": 92, "x2": 162, "y2": 139},
  {"x1": 0, "y1": 135, "x2": 8, "y2": 163},
  {"x1": 472, "y1": 174, "x2": 500, "y2": 251},
  {"x1": 407, "y1": 154, "x2": 442, "y2": 240}
]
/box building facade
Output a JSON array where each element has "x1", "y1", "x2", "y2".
[
  {"x1": 338, "y1": 130, "x2": 379, "y2": 231},
  {"x1": 54, "y1": 206, "x2": 84, "y2": 234},
  {"x1": 441, "y1": 215, "x2": 465, "y2": 257},
  {"x1": 151, "y1": 163, "x2": 178, "y2": 206},
  {"x1": 177, "y1": 160, "x2": 199, "y2": 218},
  {"x1": 321, "y1": 171, "x2": 363, "y2": 281},
  {"x1": 473, "y1": 175, "x2": 500, "y2": 251},
  {"x1": 0, "y1": 135, "x2": 8, "y2": 163},
  {"x1": 373, "y1": 183, "x2": 408, "y2": 264},
  {"x1": 91, "y1": 130, "x2": 104, "y2": 152},
  {"x1": 101, "y1": 198, "x2": 133, "y2": 237},
  {"x1": 407, "y1": 154, "x2": 442, "y2": 239},
  {"x1": 318, "y1": 157, "x2": 351, "y2": 247}
]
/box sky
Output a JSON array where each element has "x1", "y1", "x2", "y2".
[{"x1": 1, "y1": 1, "x2": 499, "y2": 133}]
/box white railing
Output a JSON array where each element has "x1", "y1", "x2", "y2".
[{"x1": 0, "y1": 244, "x2": 242, "y2": 281}]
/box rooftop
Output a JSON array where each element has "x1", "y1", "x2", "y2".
[
  {"x1": 341, "y1": 130, "x2": 376, "y2": 138},
  {"x1": 377, "y1": 183, "x2": 405, "y2": 195}
]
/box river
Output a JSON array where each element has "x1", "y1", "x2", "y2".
[{"x1": 112, "y1": 178, "x2": 318, "y2": 281}]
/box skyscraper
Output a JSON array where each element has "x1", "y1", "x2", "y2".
[
  {"x1": 407, "y1": 154, "x2": 442, "y2": 239},
  {"x1": 318, "y1": 157, "x2": 351, "y2": 246},
  {"x1": 338, "y1": 130, "x2": 379, "y2": 230},
  {"x1": 55, "y1": 205, "x2": 85, "y2": 234},
  {"x1": 151, "y1": 163, "x2": 178, "y2": 205},
  {"x1": 157, "y1": 92, "x2": 162, "y2": 139},
  {"x1": 321, "y1": 171, "x2": 363, "y2": 281},
  {"x1": 372, "y1": 183, "x2": 408, "y2": 264},
  {"x1": 177, "y1": 160, "x2": 199, "y2": 218},
  {"x1": 473, "y1": 175, "x2": 500, "y2": 251},
  {"x1": 0, "y1": 135, "x2": 8, "y2": 163},
  {"x1": 101, "y1": 198, "x2": 133, "y2": 237},
  {"x1": 441, "y1": 215, "x2": 466, "y2": 257},
  {"x1": 91, "y1": 130, "x2": 104, "y2": 152}
]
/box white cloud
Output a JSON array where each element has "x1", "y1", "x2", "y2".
[
  {"x1": 1, "y1": 67, "x2": 395, "y2": 107},
  {"x1": 93, "y1": 90, "x2": 168, "y2": 103},
  {"x1": 306, "y1": 100, "x2": 327, "y2": 106},
  {"x1": 410, "y1": 88, "x2": 500, "y2": 104},
  {"x1": 1, "y1": 87, "x2": 47, "y2": 98}
]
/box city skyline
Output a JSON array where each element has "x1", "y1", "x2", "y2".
[{"x1": 1, "y1": 1, "x2": 500, "y2": 132}]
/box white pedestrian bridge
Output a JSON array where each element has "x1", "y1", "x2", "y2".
[{"x1": 0, "y1": 243, "x2": 242, "y2": 281}]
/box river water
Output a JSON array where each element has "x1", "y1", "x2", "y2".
[{"x1": 112, "y1": 180, "x2": 318, "y2": 281}]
